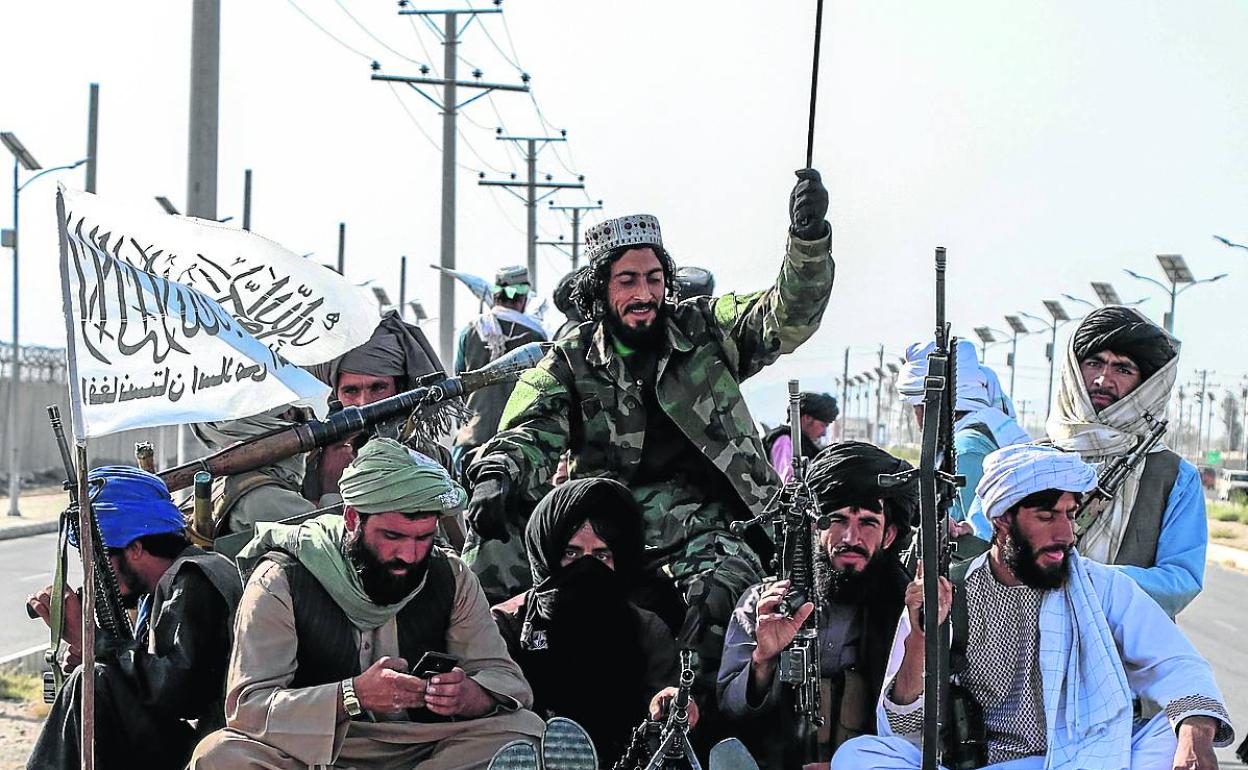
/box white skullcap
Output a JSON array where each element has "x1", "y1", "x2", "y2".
[
  {"x1": 896, "y1": 339, "x2": 990, "y2": 412},
  {"x1": 975, "y1": 443, "x2": 1098, "y2": 521}
]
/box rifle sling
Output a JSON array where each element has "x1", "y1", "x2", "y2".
[{"x1": 48, "y1": 513, "x2": 70, "y2": 693}]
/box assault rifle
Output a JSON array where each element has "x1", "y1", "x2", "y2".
[
  {"x1": 878, "y1": 248, "x2": 966, "y2": 770},
  {"x1": 614, "y1": 650, "x2": 702, "y2": 770},
  {"x1": 1073, "y1": 414, "x2": 1169, "y2": 538},
  {"x1": 730, "y1": 380, "x2": 829, "y2": 750},
  {"x1": 157, "y1": 341, "x2": 547, "y2": 494},
  {"x1": 26, "y1": 406, "x2": 134, "y2": 702}
]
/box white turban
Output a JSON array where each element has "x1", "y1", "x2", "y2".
[
  {"x1": 896, "y1": 339, "x2": 990, "y2": 412},
  {"x1": 975, "y1": 443, "x2": 1098, "y2": 521}
]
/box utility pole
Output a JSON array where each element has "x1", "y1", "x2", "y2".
[
  {"x1": 242, "y1": 168, "x2": 252, "y2": 231},
  {"x1": 181, "y1": 0, "x2": 220, "y2": 467},
  {"x1": 336, "y1": 223, "x2": 346, "y2": 275},
  {"x1": 399, "y1": 256, "x2": 408, "y2": 317},
  {"x1": 874, "y1": 346, "x2": 884, "y2": 444},
  {"x1": 541, "y1": 201, "x2": 603, "y2": 268},
  {"x1": 85, "y1": 83, "x2": 99, "y2": 193},
  {"x1": 839, "y1": 348, "x2": 849, "y2": 442},
  {"x1": 479, "y1": 134, "x2": 584, "y2": 288},
  {"x1": 372, "y1": 5, "x2": 529, "y2": 364},
  {"x1": 1190, "y1": 370, "x2": 1215, "y2": 458}
]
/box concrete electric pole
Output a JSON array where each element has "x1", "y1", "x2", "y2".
[
  {"x1": 539, "y1": 201, "x2": 603, "y2": 269},
  {"x1": 371, "y1": 5, "x2": 530, "y2": 364},
  {"x1": 478, "y1": 134, "x2": 584, "y2": 289}
]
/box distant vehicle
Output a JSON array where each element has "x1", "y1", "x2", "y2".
[{"x1": 1215, "y1": 468, "x2": 1248, "y2": 502}]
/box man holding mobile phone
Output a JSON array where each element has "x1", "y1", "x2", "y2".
[{"x1": 192, "y1": 439, "x2": 543, "y2": 770}]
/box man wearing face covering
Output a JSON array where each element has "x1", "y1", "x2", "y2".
[
  {"x1": 1044, "y1": 306, "x2": 1204, "y2": 618},
  {"x1": 492, "y1": 478, "x2": 696, "y2": 766}
]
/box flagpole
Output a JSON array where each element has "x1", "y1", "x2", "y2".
[{"x1": 75, "y1": 441, "x2": 95, "y2": 770}]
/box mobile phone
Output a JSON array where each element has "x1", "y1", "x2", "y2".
[{"x1": 411, "y1": 651, "x2": 459, "y2": 679}]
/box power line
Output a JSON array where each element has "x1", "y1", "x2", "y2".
[
  {"x1": 333, "y1": 0, "x2": 428, "y2": 68},
  {"x1": 404, "y1": 15, "x2": 440, "y2": 76},
  {"x1": 286, "y1": 0, "x2": 374, "y2": 63}
]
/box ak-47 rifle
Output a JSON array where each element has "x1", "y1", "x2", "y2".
[
  {"x1": 157, "y1": 341, "x2": 547, "y2": 494},
  {"x1": 27, "y1": 406, "x2": 134, "y2": 702},
  {"x1": 1073, "y1": 414, "x2": 1168, "y2": 538},
  {"x1": 729, "y1": 380, "x2": 829, "y2": 755},
  {"x1": 614, "y1": 650, "x2": 702, "y2": 770}
]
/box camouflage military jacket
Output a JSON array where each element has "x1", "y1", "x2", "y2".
[{"x1": 472, "y1": 231, "x2": 834, "y2": 514}]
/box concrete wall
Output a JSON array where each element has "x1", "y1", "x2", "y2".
[{"x1": 0, "y1": 378, "x2": 180, "y2": 480}]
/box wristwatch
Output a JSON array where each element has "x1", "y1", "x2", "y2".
[{"x1": 341, "y1": 677, "x2": 362, "y2": 717}]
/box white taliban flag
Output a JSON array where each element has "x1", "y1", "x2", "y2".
[{"x1": 55, "y1": 186, "x2": 376, "y2": 438}]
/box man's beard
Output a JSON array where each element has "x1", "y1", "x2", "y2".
[
  {"x1": 1003, "y1": 518, "x2": 1070, "y2": 590},
  {"x1": 814, "y1": 542, "x2": 882, "y2": 606},
  {"x1": 114, "y1": 557, "x2": 144, "y2": 610},
  {"x1": 605, "y1": 301, "x2": 665, "y2": 349},
  {"x1": 344, "y1": 530, "x2": 428, "y2": 605},
  {"x1": 1087, "y1": 387, "x2": 1119, "y2": 412}
]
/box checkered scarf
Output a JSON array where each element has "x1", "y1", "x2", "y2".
[{"x1": 1044, "y1": 329, "x2": 1178, "y2": 561}]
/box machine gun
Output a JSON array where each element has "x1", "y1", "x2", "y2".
[
  {"x1": 614, "y1": 650, "x2": 701, "y2": 770},
  {"x1": 156, "y1": 341, "x2": 547, "y2": 494},
  {"x1": 1073, "y1": 413, "x2": 1169, "y2": 539},
  {"x1": 26, "y1": 406, "x2": 134, "y2": 702},
  {"x1": 730, "y1": 381, "x2": 828, "y2": 752}
]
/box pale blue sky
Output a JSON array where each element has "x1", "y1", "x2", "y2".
[{"x1": 2, "y1": 1, "x2": 1245, "y2": 440}]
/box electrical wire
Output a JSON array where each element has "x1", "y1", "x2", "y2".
[
  {"x1": 286, "y1": 0, "x2": 374, "y2": 63},
  {"x1": 385, "y1": 83, "x2": 443, "y2": 154},
  {"x1": 459, "y1": 127, "x2": 512, "y2": 175},
  {"x1": 404, "y1": 15, "x2": 440, "y2": 76},
  {"x1": 333, "y1": 0, "x2": 429, "y2": 68}
]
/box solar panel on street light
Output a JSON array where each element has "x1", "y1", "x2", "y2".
[
  {"x1": 974, "y1": 326, "x2": 997, "y2": 344},
  {"x1": 0, "y1": 132, "x2": 41, "y2": 171},
  {"x1": 886, "y1": 362, "x2": 899, "y2": 375},
  {"x1": 1157, "y1": 254, "x2": 1193, "y2": 284},
  {"x1": 1090, "y1": 282, "x2": 1122, "y2": 305},
  {"x1": 371, "y1": 286, "x2": 391, "y2": 307},
  {"x1": 1005, "y1": 315, "x2": 1028, "y2": 334},
  {"x1": 154, "y1": 196, "x2": 180, "y2": 215},
  {"x1": 1042, "y1": 300, "x2": 1070, "y2": 322}
]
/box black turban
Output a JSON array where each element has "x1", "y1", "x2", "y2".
[
  {"x1": 800, "y1": 392, "x2": 840, "y2": 423},
  {"x1": 523, "y1": 477, "x2": 644, "y2": 586},
  {"x1": 673, "y1": 266, "x2": 716, "y2": 300},
  {"x1": 333, "y1": 311, "x2": 445, "y2": 391},
  {"x1": 1071, "y1": 306, "x2": 1177, "y2": 381},
  {"x1": 554, "y1": 270, "x2": 586, "y2": 323},
  {"x1": 807, "y1": 441, "x2": 918, "y2": 533}
]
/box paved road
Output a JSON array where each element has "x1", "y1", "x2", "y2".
[
  {"x1": 1180, "y1": 562, "x2": 1248, "y2": 767},
  {"x1": 1, "y1": 535, "x2": 1244, "y2": 763},
  {"x1": 0, "y1": 532, "x2": 80, "y2": 657}
]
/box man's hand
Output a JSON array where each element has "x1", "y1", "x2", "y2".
[
  {"x1": 648, "y1": 687, "x2": 700, "y2": 730},
  {"x1": 949, "y1": 518, "x2": 975, "y2": 539},
  {"x1": 789, "y1": 168, "x2": 829, "y2": 241},
  {"x1": 27, "y1": 585, "x2": 83, "y2": 662},
  {"x1": 1173, "y1": 715, "x2": 1219, "y2": 770},
  {"x1": 467, "y1": 474, "x2": 511, "y2": 543},
  {"x1": 350, "y1": 656, "x2": 428, "y2": 714},
  {"x1": 424, "y1": 667, "x2": 497, "y2": 718},
  {"x1": 749, "y1": 580, "x2": 814, "y2": 694},
  {"x1": 903, "y1": 563, "x2": 952, "y2": 642}
]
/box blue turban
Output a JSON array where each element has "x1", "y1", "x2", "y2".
[{"x1": 68, "y1": 466, "x2": 186, "y2": 550}]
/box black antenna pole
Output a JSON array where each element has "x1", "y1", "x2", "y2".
[{"x1": 804, "y1": 0, "x2": 826, "y2": 168}]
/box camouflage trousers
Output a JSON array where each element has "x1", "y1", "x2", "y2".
[{"x1": 464, "y1": 475, "x2": 766, "y2": 698}]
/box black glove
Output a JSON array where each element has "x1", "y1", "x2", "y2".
[
  {"x1": 789, "y1": 168, "x2": 829, "y2": 241},
  {"x1": 467, "y1": 474, "x2": 511, "y2": 543}
]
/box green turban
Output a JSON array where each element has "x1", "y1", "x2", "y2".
[{"x1": 339, "y1": 438, "x2": 466, "y2": 515}]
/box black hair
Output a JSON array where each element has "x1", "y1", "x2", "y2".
[
  {"x1": 1006, "y1": 488, "x2": 1085, "y2": 517},
  {"x1": 109, "y1": 530, "x2": 189, "y2": 560},
  {"x1": 571, "y1": 243, "x2": 677, "y2": 321}
]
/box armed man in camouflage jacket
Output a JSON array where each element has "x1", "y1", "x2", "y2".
[{"x1": 463, "y1": 169, "x2": 835, "y2": 706}]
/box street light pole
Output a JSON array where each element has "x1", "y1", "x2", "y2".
[
  {"x1": 2, "y1": 130, "x2": 84, "y2": 516},
  {"x1": 1125, "y1": 255, "x2": 1227, "y2": 335}
]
